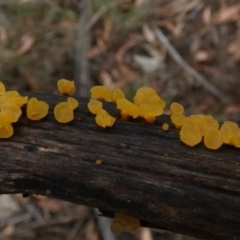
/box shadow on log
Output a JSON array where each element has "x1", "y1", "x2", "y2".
[{"x1": 0, "y1": 93, "x2": 240, "y2": 240}]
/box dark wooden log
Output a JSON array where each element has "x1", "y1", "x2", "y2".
[{"x1": 0, "y1": 92, "x2": 240, "y2": 240}]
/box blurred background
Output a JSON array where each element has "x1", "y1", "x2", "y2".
[{"x1": 0, "y1": 0, "x2": 240, "y2": 239}]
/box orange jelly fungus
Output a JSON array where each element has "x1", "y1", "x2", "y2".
[
  {"x1": 54, "y1": 102, "x2": 74, "y2": 123},
  {"x1": 0, "y1": 119, "x2": 13, "y2": 138},
  {"x1": 180, "y1": 124, "x2": 202, "y2": 147},
  {"x1": 219, "y1": 121, "x2": 238, "y2": 144},
  {"x1": 27, "y1": 98, "x2": 49, "y2": 121},
  {"x1": 170, "y1": 102, "x2": 184, "y2": 115},
  {"x1": 0, "y1": 91, "x2": 28, "y2": 107},
  {"x1": 162, "y1": 123, "x2": 169, "y2": 131},
  {"x1": 111, "y1": 213, "x2": 140, "y2": 235},
  {"x1": 116, "y1": 99, "x2": 140, "y2": 120},
  {"x1": 134, "y1": 87, "x2": 166, "y2": 108},
  {"x1": 95, "y1": 159, "x2": 102, "y2": 165},
  {"x1": 0, "y1": 82, "x2": 5, "y2": 95},
  {"x1": 90, "y1": 86, "x2": 112, "y2": 102},
  {"x1": 204, "y1": 127, "x2": 223, "y2": 150},
  {"x1": 95, "y1": 109, "x2": 116, "y2": 128},
  {"x1": 171, "y1": 114, "x2": 186, "y2": 129},
  {"x1": 87, "y1": 99, "x2": 103, "y2": 114},
  {"x1": 139, "y1": 103, "x2": 163, "y2": 123},
  {"x1": 67, "y1": 97, "x2": 79, "y2": 110},
  {"x1": 57, "y1": 79, "x2": 75, "y2": 96},
  {"x1": 112, "y1": 88, "x2": 125, "y2": 103},
  {"x1": 232, "y1": 129, "x2": 240, "y2": 148},
  {"x1": 0, "y1": 103, "x2": 22, "y2": 123}
]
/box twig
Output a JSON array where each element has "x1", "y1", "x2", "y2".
[
  {"x1": 74, "y1": 0, "x2": 92, "y2": 97},
  {"x1": 152, "y1": 26, "x2": 230, "y2": 106}
]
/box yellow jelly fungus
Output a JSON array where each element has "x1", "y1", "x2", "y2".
[
  {"x1": 134, "y1": 87, "x2": 166, "y2": 108},
  {"x1": 171, "y1": 114, "x2": 186, "y2": 129},
  {"x1": 162, "y1": 123, "x2": 169, "y2": 131},
  {"x1": 200, "y1": 116, "x2": 219, "y2": 136},
  {"x1": 139, "y1": 103, "x2": 163, "y2": 123},
  {"x1": 95, "y1": 159, "x2": 102, "y2": 165},
  {"x1": 95, "y1": 109, "x2": 116, "y2": 128},
  {"x1": 204, "y1": 127, "x2": 223, "y2": 150},
  {"x1": 112, "y1": 88, "x2": 125, "y2": 103},
  {"x1": 0, "y1": 118, "x2": 13, "y2": 138},
  {"x1": 180, "y1": 124, "x2": 202, "y2": 147},
  {"x1": 170, "y1": 102, "x2": 184, "y2": 115},
  {"x1": 54, "y1": 102, "x2": 74, "y2": 123},
  {"x1": 219, "y1": 121, "x2": 238, "y2": 144},
  {"x1": 0, "y1": 103, "x2": 22, "y2": 122},
  {"x1": 110, "y1": 213, "x2": 140, "y2": 235},
  {"x1": 57, "y1": 79, "x2": 75, "y2": 96},
  {"x1": 0, "y1": 82, "x2": 5, "y2": 95},
  {"x1": 0, "y1": 91, "x2": 28, "y2": 107},
  {"x1": 87, "y1": 99, "x2": 103, "y2": 115},
  {"x1": 67, "y1": 97, "x2": 79, "y2": 110},
  {"x1": 232, "y1": 129, "x2": 240, "y2": 148},
  {"x1": 184, "y1": 114, "x2": 219, "y2": 137},
  {"x1": 90, "y1": 86, "x2": 112, "y2": 102},
  {"x1": 27, "y1": 98, "x2": 49, "y2": 121},
  {"x1": 116, "y1": 99, "x2": 140, "y2": 120}
]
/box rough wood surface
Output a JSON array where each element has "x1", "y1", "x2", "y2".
[{"x1": 0, "y1": 93, "x2": 240, "y2": 240}]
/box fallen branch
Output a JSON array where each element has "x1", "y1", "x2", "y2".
[
  {"x1": 152, "y1": 26, "x2": 230, "y2": 106},
  {"x1": 0, "y1": 93, "x2": 240, "y2": 240}
]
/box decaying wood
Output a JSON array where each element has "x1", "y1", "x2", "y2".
[{"x1": 0, "y1": 93, "x2": 240, "y2": 240}]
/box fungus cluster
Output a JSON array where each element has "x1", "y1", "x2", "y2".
[
  {"x1": 170, "y1": 102, "x2": 239, "y2": 150},
  {"x1": 54, "y1": 80, "x2": 78, "y2": 123},
  {"x1": 110, "y1": 213, "x2": 140, "y2": 235},
  {"x1": 0, "y1": 85, "x2": 28, "y2": 138},
  {"x1": 1, "y1": 78, "x2": 240, "y2": 152}
]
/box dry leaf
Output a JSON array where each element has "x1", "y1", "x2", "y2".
[
  {"x1": 99, "y1": 71, "x2": 115, "y2": 88},
  {"x1": 202, "y1": 6, "x2": 211, "y2": 25},
  {"x1": 102, "y1": 18, "x2": 112, "y2": 43},
  {"x1": 142, "y1": 24, "x2": 156, "y2": 43},
  {"x1": 194, "y1": 50, "x2": 211, "y2": 62},
  {"x1": 224, "y1": 105, "x2": 240, "y2": 114},
  {"x1": 16, "y1": 34, "x2": 35, "y2": 56},
  {"x1": 37, "y1": 198, "x2": 72, "y2": 213},
  {"x1": 211, "y1": 3, "x2": 240, "y2": 25}
]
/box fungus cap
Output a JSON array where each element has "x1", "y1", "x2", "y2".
[
  {"x1": 90, "y1": 86, "x2": 112, "y2": 102},
  {"x1": 95, "y1": 159, "x2": 102, "y2": 165},
  {"x1": 171, "y1": 114, "x2": 186, "y2": 129},
  {"x1": 0, "y1": 102, "x2": 22, "y2": 122},
  {"x1": 170, "y1": 102, "x2": 184, "y2": 115},
  {"x1": 204, "y1": 127, "x2": 223, "y2": 150},
  {"x1": 111, "y1": 213, "x2": 140, "y2": 235},
  {"x1": 57, "y1": 79, "x2": 75, "y2": 96},
  {"x1": 95, "y1": 109, "x2": 116, "y2": 128},
  {"x1": 180, "y1": 123, "x2": 202, "y2": 147},
  {"x1": 27, "y1": 98, "x2": 49, "y2": 121},
  {"x1": 67, "y1": 97, "x2": 79, "y2": 110},
  {"x1": 0, "y1": 91, "x2": 28, "y2": 107},
  {"x1": 0, "y1": 82, "x2": 5, "y2": 95},
  {"x1": 232, "y1": 129, "x2": 240, "y2": 148},
  {"x1": 0, "y1": 118, "x2": 13, "y2": 138},
  {"x1": 162, "y1": 123, "x2": 169, "y2": 131},
  {"x1": 116, "y1": 99, "x2": 140, "y2": 119},
  {"x1": 112, "y1": 88, "x2": 125, "y2": 103},
  {"x1": 54, "y1": 102, "x2": 74, "y2": 123},
  {"x1": 134, "y1": 87, "x2": 161, "y2": 106},
  {"x1": 87, "y1": 99, "x2": 103, "y2": 115}
]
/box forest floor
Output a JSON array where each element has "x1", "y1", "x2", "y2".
[{"x1": 0, "y1": 0, "x2": 240, "y2": 239}]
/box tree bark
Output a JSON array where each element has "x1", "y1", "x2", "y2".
[{"x1": 0, "y1": 93, "x2": 240, "y2": 240}]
